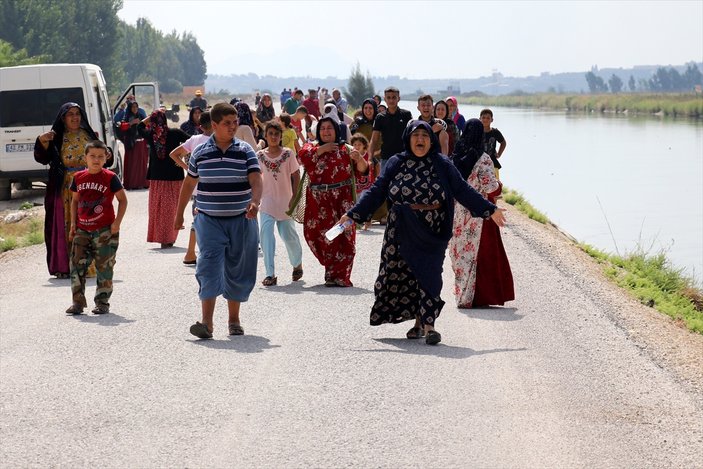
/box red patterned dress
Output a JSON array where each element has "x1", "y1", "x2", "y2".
[{"x1": 298, "y1": 142, "x2": 357, "y2": 286}]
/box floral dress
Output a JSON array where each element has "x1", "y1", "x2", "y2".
[
  {"x1": 61, "y1": 131, "x2": 96, "y2": 276},
  {"x1": 448, "y1": 153, "x2": 500, "y2": 307},
  {"x1": 298, "y1": 142, "x2": 356, "y2": 286},
  {"x1": 355, "y1": 155, "x2": 448, "y2": 327}
]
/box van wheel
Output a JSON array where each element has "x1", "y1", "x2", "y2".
[
  {"x1": 0, "y1": 179, "x2": 11, "y2": 201},
  {"x1": 115, "y1": 149, "x2": 124, "y2": 180}
]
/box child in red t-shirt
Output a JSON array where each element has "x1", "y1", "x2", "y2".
[
  {"x1": 350, "y1": 133, "x2": 375, "y2": 230},
  {"x1": 65, "y1": 141, "x2": 128, "y2": 315}
]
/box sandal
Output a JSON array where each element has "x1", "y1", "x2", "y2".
[
  {"x1": 292, "y1": 266, "x2": 303, "y2": 282},
  {"x1": 426, "y1": 330, "x2": 442, "y2": 345},
  {"x1": 183, "y1": 259, "x2": 196, "y2": 265},
  {"x1": 406, "y1": 326, "x2": 425, "y2": 339},
  {"x1": 91, "y1": 304, "x2": 110, "y2": 315},
  {"x1": 65, "y1": 303, "x2": 84, "y2": 315},
  {"x1": 262, "y1": 276, "x2": 277, "y2": 286},
  {"x1": 228, "y1": 323, "x2": 244, "y2": 336},
  {"x1": 189, "y1": 321, "x2": 213, "y2": 339}
]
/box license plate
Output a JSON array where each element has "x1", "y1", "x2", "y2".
[{"x1": 5, "y1": 143, "x2": 34, "y2": 153}]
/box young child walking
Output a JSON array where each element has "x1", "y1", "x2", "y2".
[
  {"x1": 257, "y1": 121, "x2": 303, "y2": 286},
  {"x1": 170, "y1": 110, "x2": 213, "y2": 265},
  {"x1": 278, "y1": 113, "x2": 302, "y2": 155},
  {"x1": 174, "y1": 103, "x2": 262, "y2": 339},
  {"x1": 65, "y1": 140, "x2": 127, "y2": 315},
  {"x1": 349, "y1": 133, "x2": 374, "y2": 230}
]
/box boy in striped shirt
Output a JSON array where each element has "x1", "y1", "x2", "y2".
[{"x1": 174, "y1": 103, "x2": 262, "y2": 339}]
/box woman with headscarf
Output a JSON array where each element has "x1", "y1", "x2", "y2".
[
  {"x1": 139, "y1": 110, "x2": 190, "y2": 248},
  {"x1": 180, "y1": 106, "x2": 203, "y2": 136},
  {"x1": 119, "y1": 100, "x2": 150, "y2": 190},
  {"x1": 322, "y1": 103, "x2": 352, "y2": 142},
  {"x1": 296, "y1": 117, "x2": 361, "y2": 287},
  {"x1": 449, "y1": 118, "x2": 514, "y2": 308},
  {"x1": 434, "y1": 99, "x2": 459, "y2": 156},
  {"x1": 337, "y1": 120, "x2": 505, "y2": 345},
  {"x1": 34, "y1": 103, "x2": 100, "y2": 278},
  {"x1": 446, "y1": 96, "x2": 466, "y2": 133},
  {"x1": 233, "y1": 101, "x2": 259, "y2": 150},
  {"x1": 349, "y1": 98, "x2": 378, "y2": 141},
  {"x1": 350, "y1": 98, "x2": 386, "y2": 226},
  {"x1": 255, "y1": 93, "x2": 276, "y2": 139}
]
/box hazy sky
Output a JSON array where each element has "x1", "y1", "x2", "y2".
[{"x1": 118, "y1": 1, "x2": 703, "y2": 79}]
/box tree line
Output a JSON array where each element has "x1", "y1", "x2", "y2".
[
  {"x1": 0, "y1": 0, "x2": 206, "y2": 94},
  {"x1": 585, "y1": 64, "x2": 702, "y2": 94}
]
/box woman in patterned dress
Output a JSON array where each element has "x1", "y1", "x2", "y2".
[
  {"x1": 35, "y1": 103, "x2": 100, "y2": 278},
  {"x1": 339, "y1": 120, "x2": 505, "y2": 345},
  {"x1": 297, "y1": 117, "x2": 360, "y2": 287},
  {"x1": 449, "y1": 119, "x2": 514, "y2": 308},
  {"x1": 140, "y1": 110, "x2": 190, "y2": 248}
]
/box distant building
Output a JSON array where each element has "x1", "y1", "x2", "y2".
[{"x1": 437, "y1": 83, "x2": 461, "y2": 96}]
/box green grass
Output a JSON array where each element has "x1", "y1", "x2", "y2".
[
  {"x1": 0, "y1": 214, "x2": 44, "y2": 254},
  {"x1": 580, "y1": 244, "x2": 703, "y2": 334},
  {"x1": 459, "y1": 93, "x2": 703, "y2": 118},
  {"x1": 502, "y1": 188, "x2": 550, "y2": 224},
  {"x1": 501, "y1": 186, "x2": 703, "y2": 334}
]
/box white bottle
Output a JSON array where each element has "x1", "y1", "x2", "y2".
[{"x1": 325, "y1": 220, "x2": 353, "y2": 241}]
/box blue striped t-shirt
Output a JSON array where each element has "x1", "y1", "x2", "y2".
[{"x1": 188, "y1": 135, "x2": 260, "y2": 217}]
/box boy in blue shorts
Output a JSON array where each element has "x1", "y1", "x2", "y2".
[{"x1": 174, "y1": 103, "x2": 262, "y2": 339}]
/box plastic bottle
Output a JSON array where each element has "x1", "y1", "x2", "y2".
[{"x1": 325, "y1": 220, "x2": 353, "y2": 241}]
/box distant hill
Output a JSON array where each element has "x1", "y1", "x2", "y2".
[{"x1": 206, "y1": 62, "x2": 702, "y2": 98}]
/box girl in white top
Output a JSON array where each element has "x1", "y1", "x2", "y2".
[
  {"x1": 256, "y1": 121, "x2": 304, "y2": 286},
  {"x1": 170, "y1": 111, "x2": 213, "y2": 265}
]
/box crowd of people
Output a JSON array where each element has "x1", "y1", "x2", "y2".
[{"x1": 34, "y1": 85, "x2": 514, "y2": 345}]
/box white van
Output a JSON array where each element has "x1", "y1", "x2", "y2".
[{"x1": 0, "y1": 63, "x2": 159, "y2": 200}]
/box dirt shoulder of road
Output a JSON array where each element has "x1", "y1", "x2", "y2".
[{"x1": 501, "y1": 201, "x2": 703, "y2": 403}]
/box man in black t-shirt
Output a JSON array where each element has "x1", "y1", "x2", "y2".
[
  {"x1": 480, "y1": 108, "x2": 507, "y2": 179},
  {"x1": 369, "y1": 86, "x2": 413, "y2": 174},
  {"x1": 417, "y1": 94, "x2": 449, "y2": 155}
]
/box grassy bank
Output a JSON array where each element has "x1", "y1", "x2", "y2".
[
  {"x1": 502, "y1": 188, "x2": 703, "y2": 334},
  {"x1": 0, "y1": 208, "x2": 44, "y2": 254},
  {"x1": 459, "y1": 93, "x2": 703, "y2": 118}
]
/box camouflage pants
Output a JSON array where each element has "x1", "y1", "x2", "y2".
[{"x1": 70, "y1": 227, "x2": 119, "y2": 308}]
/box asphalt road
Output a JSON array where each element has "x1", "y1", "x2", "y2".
[{"x1": 1, "y1": 188, "x2": 702, "y2": 468}]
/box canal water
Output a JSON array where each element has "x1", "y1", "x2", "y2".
[{"x1": 399, "y1": 100, "x2": 703, "y2": 283}]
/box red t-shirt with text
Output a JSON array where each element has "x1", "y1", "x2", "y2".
[{"x1": 69, "y1": 169, "x2": 123, "y2": 231}]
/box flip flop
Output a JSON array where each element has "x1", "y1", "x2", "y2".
[
  {"x1": 189, "y1": 321, "x2": 213, "y2": 339},
  {"x1": 228, "y1": 323, "x2": 244, "y2": 336},
  {"x1": 262, "y1": 276, "x2": 277, "y2": 286},
  {"x1": 183, "y1": 259, "x2": 196, "y2": 265},
  {"x1": 406, "y1": 327, "x2": 425, "y2": 339},
  {"x1": 426, "y1": 330, "x2": 442, "y2": 345}
]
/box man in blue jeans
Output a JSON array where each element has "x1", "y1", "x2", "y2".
[{"x1": 174, "y1": 102, "x2": 262, "y2": 339}]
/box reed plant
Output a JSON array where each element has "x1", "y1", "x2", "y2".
[{"x1": 460, "y1": 93, "x2": 703, "y2": 118}]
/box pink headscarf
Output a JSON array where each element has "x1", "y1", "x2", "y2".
[{"x1": 446, "y1": 96, "x2": 460, "y2": 124}]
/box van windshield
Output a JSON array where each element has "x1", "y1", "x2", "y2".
[{"x1": 0, "y1": 88, "x2": 85, "y2": 127}]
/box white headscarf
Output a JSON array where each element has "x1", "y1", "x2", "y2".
[{"x1": 323, "y1": 103, "x2": 340, "y2": 123}]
